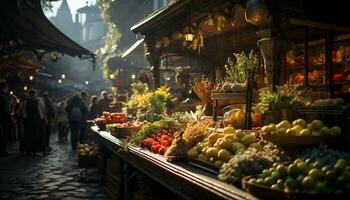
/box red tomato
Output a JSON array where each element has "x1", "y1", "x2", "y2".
[
  {"x1": 158, "y1": 146, "x2": 167, "y2": 155},
  {"x1": 161, "y1": 140, "x2": 170, "y2": 147},
  {"x1": 151, "y1": 141, "x2": 159, "y2": 146},
  {"x1": 161, "y1": 135, "x2": 169, "y2": 140},
  {"x1": 161, "y1": 130, "x2": 168, "y2": 134},
  {"x1": 150, "y1": 134, "x2": 156, "y2": 138},
  {"x1": 151, "y1": 145, "x2": 158, "y2": 153}
]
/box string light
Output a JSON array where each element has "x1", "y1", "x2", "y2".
[
  {"x1": 58, "y1": 79, "x2": 62, "y2": 84},
  {"x1": 24, "y1": 86, "x2": 28, "y2": 91},
  {"x1": 85, "y1": 81, "x2": 89, "y2": 85},
  {"x1": 131, "y1": 74, "x2": 136, "y2": 80},
  {"x1": 29, "y1": 75, "x2": 34, "y2": 81},
  {"x1": 10, "y1": 91, "x2": 13, "y2": 95},
  {"x1": 61, "y1": 74, "x2": 66, "y2": 79}
]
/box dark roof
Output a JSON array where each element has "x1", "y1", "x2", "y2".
[{"x1": 0, "y1": 0, "x2": 95, "y2": 62}]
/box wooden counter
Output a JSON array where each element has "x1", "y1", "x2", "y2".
[{"x1": 91, "y1": 126, "x2": 259, "y2": 200}]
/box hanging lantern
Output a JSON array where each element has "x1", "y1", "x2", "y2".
[
  {"x1": 245, "y1": 0, "x2": 270, "y2": 26},
  {"x1": 183, "y1": 26, "x2": 195, "y2": 42}
]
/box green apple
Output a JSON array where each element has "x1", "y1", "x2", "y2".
[
  {"x1": 277, "y1": 120, "x2": 291, "y2": 129},
  {"x1": 320, "y1": 127, "x2": 332, "y2": 136},
  {"x1": 306, "y1": 123, "x2": 313, "y2": 131},
  {"x1": 311, "y1": 131, "x2": 321, "y2": 136},
  {"x1": 299, "y1": 128, "x2": 311, "y2": 136},
  {"x1": 276, "y1": 128, "x2": 287, "y2": 135},
  {"x1": 331, "y1": 126, "x2": 342, "y2": 136},
  {"x1": 311, "y1": 120, "x2": 324, "y2": 131},
  {"x1": 292, "y1": 119, "x2": 307, "y2": 128}
]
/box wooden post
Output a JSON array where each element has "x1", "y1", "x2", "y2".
[
  {"x1": 304, "y1": 27, "x2": 309, "y2": 87},
  {"x1": 144, "y1": 38, "x2": 161, "y2": 89},
  {"x1": 325, "y1": 32, "x2": 334, "y2": 98}
]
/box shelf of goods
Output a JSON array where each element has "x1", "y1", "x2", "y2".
[{"x1": 91, "y1": 126, "x2": 258, "y2": 200}]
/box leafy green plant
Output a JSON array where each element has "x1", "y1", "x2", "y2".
[
  {"x1": 257, "y1": 84, "x2": 309, "y2": 112},
  {"x1": 225, "y1": 50, "x2": 258, "y2": 83}
]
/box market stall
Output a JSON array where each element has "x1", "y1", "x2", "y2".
[{"x1": 87, "y1": 0, "x2": 350, "y2": 200}]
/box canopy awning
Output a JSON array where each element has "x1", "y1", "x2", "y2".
[{"x1": 0, "y1": 0, "x2": 95, "y2": 62}]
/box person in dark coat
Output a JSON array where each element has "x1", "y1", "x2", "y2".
[
  {"x1": 97, "y1": 91, "x2": 112, "y2": 115},
  {"x1": 0, "y1": 81, "x2": 12, "y2": 157},
  {"x1": 65, "y1": 93, "x2": 88, "y2": 150},
  {"x1": 88, "y1": 95, "x2": 99, "y2": 120},
  {"x1": 43, "y1": 92, "x2": 55, "y2": 151},
  {"x1": 20, "y1": 89, "x2": 47, "y2": 156}
]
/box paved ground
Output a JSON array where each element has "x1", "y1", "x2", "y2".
[{"x1": 0, "y1": 134, "x2": 108, "y2": 200}]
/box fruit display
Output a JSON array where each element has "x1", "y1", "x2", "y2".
[
  {"x1": 95, "y1": 112, "x2": 127, "y2": 124},
  {"x1": 187, "y1": 127, "x2": 260, "y2": 168},
  {"x1": 301, "y1": 145, "x2": 350, "y2": 165},
  {"x1": 142, "y1": 129, "x2": 174, "y2": 156},
  {"x1": 310, "y1": 98, "x2": 345, "y2": 110},
  {"x1": 182, "y1": 118, "x2": 213, "y2": 148},
  {"x1": 114, "y1": 121, "x2": 146, "y2": 129},
  {"x1": 218, "y1": 143, "x2": 290, "y2": 185},
  {"x1": 79, "y1": 144, "x2": 98, "y2": 156},
  {"x1": 261, "y1": 119, "x2": 341, "y2": 137},
  {"x1": 129, "y1": 118, "x2": 180, "y2": 146},
  {"x1": 247, "y1": 158, "x2": 350, "y2": 194}
]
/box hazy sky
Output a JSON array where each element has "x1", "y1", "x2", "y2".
[{"x1": 45, "y1": 0, "x2": 96, "y2": 18}]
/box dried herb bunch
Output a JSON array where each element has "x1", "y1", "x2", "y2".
[
  {"x1": 192, "y1": 75, "x2": 213, "y2": 105},
  {"x1": 225, "y1": 50, "x2": 258, "y2": 83}
]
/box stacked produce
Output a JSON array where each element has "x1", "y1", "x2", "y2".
[
  {"x1": 192, "y1": 76, "x2": 213, "y2": 105},
  {"x1": 219, "y1": 143, "x2": 290, "y2": 185},
  {"x1": 261, "y1": 119, "x2": 341, "y2": 137},
  {"x1": 310, "y1": 98, "x2": 345, "y2": 110},
  {"x1": 95, "y1": 112, "x2": 127, "y2": 124},
  {"x1": 187, "y1": 127, "x2": 260, "y2": 168},
  {"x1": 129, "y1": 118, "x2": 180, "y2": 147},
  {"x1": 247, "y1": 158, "x2": 350, "y2": 194},
  {"x1": 163, "y1": 118, "x2": 213, "y2": 158},
  {"x1": 142, "y1": 129, "x2": 174, "y2": 155},
  {"x1": 114, "y1": 121, "x2": 146, "y2": 129},
  {"x1": 79, "y1": 144, "x2": 98, "y2": 156}
]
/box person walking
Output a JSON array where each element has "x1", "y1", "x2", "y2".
[
  {"x1": 88, "y1": 95, "x2": 99, "y2": 120},
  {"x1": 43, "y1": 92, "x2": 55, "y2": 151},
  {"x1": 97, "y1": 91, "x2": 112, "y2": 115},
  {"x1": 0, "y1": 81, "x2": 12, "y2": 157},
  {"x1": 20, "y1": 89, "x2": 47, "y2": 156},
  {"x1": 56, "y1": 98, "x2": 69, "y2": 143},
  {"x1": 66, "y1": 93, "x2": 88, "y2": 150}
]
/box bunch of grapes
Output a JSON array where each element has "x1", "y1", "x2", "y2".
[{"x1": 218, "y1": 142, "x2": 290, "y2": 185}]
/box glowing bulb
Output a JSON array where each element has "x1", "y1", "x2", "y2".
[
  {"x1": 165, "y1": 77, "x2": 171, "y2": 81},
  {"x1": 184, "y1": 33, "x2": 195, "y2": 42},
  {"x1": 61, "y1": 74, "x2": 66, "y2": 79},
  {"x1": 131, "y1": 74, "x2": 136, "y2": 80},
  {"x1": 29, "y1": 75, "x2": 34, "y2": 81},
  {"x1": 58, "y1": 79, "x2": 62, "y2": 84},
  {"x1": 24, "y1": 86, "x2": 28, "y2": 91},
  {"x1": 109, "y1": 74, "x2": 115, "y2": 80},
  {"x1": 10, "y1": 91, "x2": 13, "y2": 95},
  {"x1": 85, "y1": 81, "x2": 89, "y2": 85}
]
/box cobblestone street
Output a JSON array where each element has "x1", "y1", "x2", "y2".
[{"x1": 0, "y1": 134, "x2": 107, "y2": 200}]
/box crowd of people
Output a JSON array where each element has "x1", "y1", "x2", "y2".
[{"x1": 0, "y1": 79, "x2": 113, "y2": 157}]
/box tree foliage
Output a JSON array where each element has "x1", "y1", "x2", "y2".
[{"x1": 96, "y1": 0, "x2": 121, "y2": 79}]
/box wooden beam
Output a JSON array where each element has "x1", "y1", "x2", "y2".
[{"x1": 289, "y1": 18, "x2": 350, "y2": 32}]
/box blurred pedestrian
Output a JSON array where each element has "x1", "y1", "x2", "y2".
[
  {"x1": 43, "y1": 92, "x2": 56, "y2": 151},
  {"x1": 88, "y1": 95, "x2": 99, "y2": 119},
  {"x1": 0, "y1": 80, "x2": 12, "y2": 157},
  {"x1": 97, "y1": 91, "x2": 112, "y2": 115},
  {"x1": 66, "y1": 92, "x2": 88, "y2": 150},
  {"x1": 56, "y1": 97, "x2": 69, "y2": 143},
  {"x1": 20, "y1": 89, "x2": 47, "y2": 156},
  {"x1": 81, "y1": 91, "x2": 89, "y2": 111}
]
